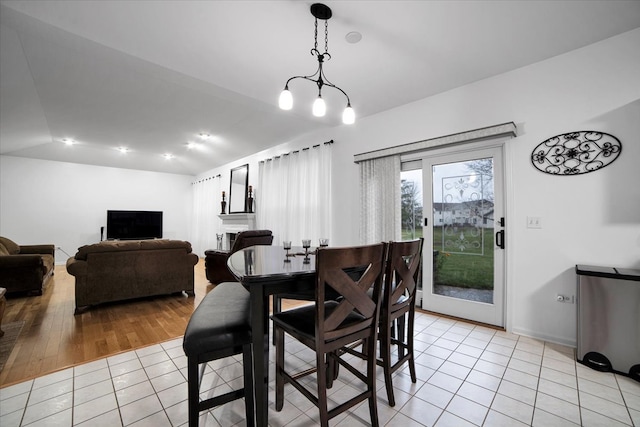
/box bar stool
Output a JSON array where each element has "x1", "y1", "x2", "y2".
[
  {"x1": 377, "y1": 238, "x2": 423, "y2": 406},
  {"x1": 272, "y1": 243, "x2": 387, "y2": 427},
  {"x1": 182, "y1": 282, "x2": 254, "y2": 427}
]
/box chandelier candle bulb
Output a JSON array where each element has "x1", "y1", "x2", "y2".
[
  {"x1": 342, "y1": 104, "x2": 355, "y2": 124},
  {"x1": 279, "y1": 88, "x2": 293, "y2": 110},
  {"x1": 312, "y1": 96, "x2": 326, "y2": 117}
]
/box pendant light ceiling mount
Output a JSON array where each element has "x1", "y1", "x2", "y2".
[
  {"x1": 310, "y1": 3, "x2": 332, "y2": 20},
  {"x1": 278, "y1": 3, "x2": 355, "y2": 125}
]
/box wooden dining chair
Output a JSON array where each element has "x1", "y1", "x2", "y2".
[
  {"x1": 377, "y1": 238, "x2": 423, "y2": 406},
  {"x1": 271, "y1": 243, "x2": 387, "y2": 427}
]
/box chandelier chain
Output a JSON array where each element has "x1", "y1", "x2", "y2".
[
  {"x1": 324, "y1": 20, "x2": 329, "y2": 53},
  {"x1": 313, "y1": 17, "x2": 330, "y2": 55},
  {"x1": 314, "y1": 18, "x2": 318, "y2": 52}
]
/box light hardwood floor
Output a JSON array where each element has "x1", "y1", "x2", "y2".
[{"x1": 1, "y1": 258, "x2": 295, "y2": 388}]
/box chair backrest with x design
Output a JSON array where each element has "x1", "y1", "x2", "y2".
[
  {"x1": 315, "y1": 243, "x2": 387, "y2": 351},
  {"x1": 383, "y1": 238, "x2": 423, "y2": 321}
]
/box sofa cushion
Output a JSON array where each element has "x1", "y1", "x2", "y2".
[
  {"x1": 139, "y1": 239, "x2": 192, "y2": 252},
  {"x1": 0, "y1": 237, "x2": 20, "y2": 255},
  {"x1": 0, "y1": 243, "x2": 9, "y2": 256},
  {"x1": 74, "y1": 239, "x2": 192, "y2": 260},
  {"x1": 75, "y1": 240, "x2": 142, "y2": 260}
]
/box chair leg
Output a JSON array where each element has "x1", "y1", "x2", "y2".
[
  {"x1": 275, "y1": 326, "x2": 285, "y2": 411},
  {"x1": 365, "y1": 337, "x2": 380, "y2": 427},
  {"x1": 380, "y1": 320, "x2": 396, "y2": 407},
  {"x1": 242, "y1": 343, "x2": 255, "y2": 427},
  {"x1": 408, "y1": 310, "x2": 417, "y2": 383},
  {"x1": 397, "y1": 314, "x2": 406, "y2": 358},
  {"x1": 317, "y1": 351, "x2": 330, "y2": 427},
  {"x1": 326, "y1": 351, "x2": 338, "y2": 388},
  {"x1": 187, "y1": 358, "x2": 200, "y2": 427},
  {"x1": 272, "y1": 295, "x2": 282, "y2": 345}
]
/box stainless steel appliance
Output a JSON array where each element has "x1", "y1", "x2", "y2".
[{"x1": 576, "y1": 265, "x2": 640, "y2": 382}]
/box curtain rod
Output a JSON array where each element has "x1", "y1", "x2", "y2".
[
  {"x1": 191, "y1": 173, "x2": 221, "y2": 185},
  {"x1": 259, "y1": 139, "x2": 333, "y2": 163}
]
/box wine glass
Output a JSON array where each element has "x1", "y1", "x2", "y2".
[
  {"x1": 283, "y1": 241, "x2": 292, "y2": 262},
  {"x1": 302, "y1": 239, "x2": 311, "y2": 259},
  {"x1": 319, "y1": 238, "x2": 329, "y2": 248}
]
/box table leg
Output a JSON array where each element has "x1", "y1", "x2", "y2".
[{"x1": 250, "y1": 286, "x2": 269, "y2": 426}]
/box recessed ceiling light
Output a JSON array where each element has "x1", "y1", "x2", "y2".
[
  {"x1": 186, "y1": 141, "x2": 199, "y2": 150},
  {"x1": 345, "y1": 31, "x2": 362, "y2": 44},
  {"x1": 117, "y1": 147, "x2": 129, "y2": 153},
  {"x1": 61, "y1": 138, "x2": 75, "y2": 145},
  {"x1": 163, "y1": 153, "x2": 174, "y2": 160},
  {"x1": 198, "y1": 133, "x2": 211, "y2": 141}
]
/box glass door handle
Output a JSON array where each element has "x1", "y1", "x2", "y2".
[{"x1": 495, "y1": 230, "x2": 505, "y2": 249}]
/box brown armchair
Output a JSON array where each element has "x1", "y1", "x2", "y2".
[
  {"x1": 204, "y1": 230, "x2": 273, "y2": 284},
  {"x1": 0, "y1": 236, "x2": 55, "y2": 296}
]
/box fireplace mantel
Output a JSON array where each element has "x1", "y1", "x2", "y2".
[{"x1": 218, "y1": 213, "x2": 256, "y2": 249}]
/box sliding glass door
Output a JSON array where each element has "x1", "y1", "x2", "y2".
[{"x1": 403, "y1": 145, "x2": 505, "y2": 327}]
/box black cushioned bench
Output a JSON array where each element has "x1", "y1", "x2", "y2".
[{"x1": 182, "y1": 282, "x2": 254, "y2": 426}]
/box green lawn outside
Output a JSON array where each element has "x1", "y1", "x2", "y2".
[
  {"x1": 402, "y1": 227, "x2": 494, "y2": 290},
  {"x1": 433, "y1": 227, "x2": 494, "y2": 289}
]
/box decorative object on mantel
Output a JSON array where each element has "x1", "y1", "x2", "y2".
[
  {"x1": 247, "y1": 185, "x2": 254, "y2": 213},
  {"x1": 220, "y1": 191, "x2": 227, "y2": 214},
  {"x1": 531, "y1": 131, "x2": 622, "y2": 175},
  {"x1": 278, "y1": 3, "x2": 355, "y2": 124}
]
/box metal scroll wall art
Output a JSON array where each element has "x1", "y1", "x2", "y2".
[{"x1": 531, "y1": 131, "x2": 621, "y2": 175}]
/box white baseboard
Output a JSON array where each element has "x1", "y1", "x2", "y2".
[{"x1": 511, "y1": 326, "x2": 576, "y2": 348}]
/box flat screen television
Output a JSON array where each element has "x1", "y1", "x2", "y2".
[{"x1": 106, "y1": 210, "x2": 163, "y2": 240}]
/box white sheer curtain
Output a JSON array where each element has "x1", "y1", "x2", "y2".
[
  {"x1": 257, "y1": 143, "x2": 332, "y2": 245},
  {"x1": 190, "y1": 177, "x2": 221, "y2": 257},
  {"x1": 359, "y1": 155, "x2": 401, "y2": 244}
]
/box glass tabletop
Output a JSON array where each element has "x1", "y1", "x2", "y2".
[{"x1": 227, "y1": 245, "x2": 317, "y2": 282}]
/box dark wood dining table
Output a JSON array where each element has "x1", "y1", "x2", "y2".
[{"x1": 227, "y1": 245, "x2": 317, "y2": 426}]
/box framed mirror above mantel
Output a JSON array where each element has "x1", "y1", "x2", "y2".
[{"x1": 229, "y1": 164, "x2": 249, "y2": 213}]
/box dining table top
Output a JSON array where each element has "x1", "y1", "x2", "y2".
[{"x1": 227, "y1": 245, "x2": 319, "y2": 284}]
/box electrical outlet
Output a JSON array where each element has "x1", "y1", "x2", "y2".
[
  {"x1": 556, "y1": 294, "x2": 574, "y2": 303},
  {"x1": 527, "y1": 216, "x2": 542, "y2": 229}
]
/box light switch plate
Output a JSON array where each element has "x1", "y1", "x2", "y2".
[{"x1": 527, "y1": 216, "x2": 542, "y2": 228}]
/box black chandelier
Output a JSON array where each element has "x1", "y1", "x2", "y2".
[{"x1": 278, "y1": 3, "x2": 355, "y2": 124}]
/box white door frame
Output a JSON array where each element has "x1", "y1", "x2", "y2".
[{"x1": 403, "y1": 139, "x2": 509, "y2": 327}]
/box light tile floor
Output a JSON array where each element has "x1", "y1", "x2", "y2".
[{"x1": 1, "y1": 311, "x2": 639, "y2": 426}]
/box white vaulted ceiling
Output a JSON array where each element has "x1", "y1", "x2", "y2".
[{"x1": 1, "y1": 0, "x2": 639, "y2": 175}]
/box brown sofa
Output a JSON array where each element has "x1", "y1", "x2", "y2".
[
  {"x1": 204, "y1": 230, "x2": 273, "y2": 284},
  {"x1": 66, "y1": 239, "x2": 198, "y2": 314},
  {"x1": 0, "y1": 236, "x2": 55, "y2": 296}
]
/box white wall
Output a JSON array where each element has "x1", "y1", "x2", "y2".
[
  {"x1": 199, "y1": 28, "x2": 640, "y2": 346},
  {"x1": 0, "y1": 156, "x2": 193, "y2": 263}
]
